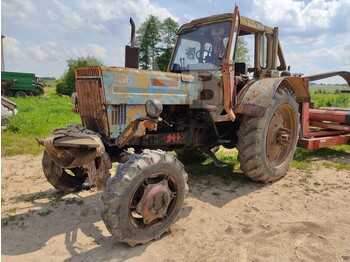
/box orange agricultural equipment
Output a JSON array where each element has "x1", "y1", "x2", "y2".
[{"x1": 38, "y1": 5, "x2": 350, "y2": 246}]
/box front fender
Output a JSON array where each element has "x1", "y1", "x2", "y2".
[{"x1": 234, "y1": 77, "x2": 310, "y2": 117}]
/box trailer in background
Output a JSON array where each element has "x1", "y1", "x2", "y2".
[{"x1": 1, "y1": 71, "x2": 44, "y2": 97}]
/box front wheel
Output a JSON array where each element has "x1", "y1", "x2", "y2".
[
  {"x1": 42, "y1": 150, "x2": 88, "y2": 193},
  {"x1": 101, "y1": 149, "x2": 188, "y2": 246},
  {"x1": 236, "y1": 87, "x2": 299, "y2": 183}
]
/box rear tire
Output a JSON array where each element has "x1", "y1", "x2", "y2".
[
  {"x1": 15, "y1": 91, "x2": 27, "y2": 98},
  {"x1": 236, "y1": 87, "x2": 299, "y2": 183},
  {"x1": 31, "y1": 85, "x2": 45, "y2": 96},
  {"x1": 42, "y1": 150, "x2": 87, "y2": 193},
  {"x1": 101, "y1": 149, "x2": 188, "y2": 246}
]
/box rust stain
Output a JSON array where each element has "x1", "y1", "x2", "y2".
[
  {"x1": 165, "y1": 133, "x2": 185, "y2": 143},
  {"x1": 151, "y1": 78, "x2": 177, "y2": 87}
]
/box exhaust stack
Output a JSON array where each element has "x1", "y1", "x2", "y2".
[{"x1": 125, "y1": 17, "x2": 139, "y2": 69}]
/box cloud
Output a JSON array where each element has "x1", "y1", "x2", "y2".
[
  {"x1": 2, "y1": 0, "x2": 36, "y2": 20},
  {"x1": 88, "y1": 44, "x2": 108, "y2": 59},
  {"x1": 2, "y1": 36, "x2": 28, "y2": 60},
  {"x1": 46, "y1": 9, "x2": 59, "y2": 21},
  {"x1": 251, "y1": 0, "x2": 350, "y2": 35},
  {"x1": 27, "y1": 45, "x2": 49, "y2": 60},
  {"x1": 78, "y1": 0, "x2": 178, "y2": 23},
  {"x1": 286, "y1": 40, "x2": 350, "y2": 75}
]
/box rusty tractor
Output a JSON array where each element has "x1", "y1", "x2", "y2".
[{"x1": 38, "y1": 6, "x2": 350, "y2": 246}]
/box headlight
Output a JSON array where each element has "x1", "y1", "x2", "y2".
[
  {"x1": 145, "y1": 100, "x2": 163, "y2": 118},
  {"x1": 71, "y1": 92, "x2": 78, "y2": 104}
]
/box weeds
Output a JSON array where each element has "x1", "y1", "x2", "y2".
[
  {"x1": 65, "y1": 198, "x2": 84, "y2": 205},
  {"x1": 37, "y1": 209, "x2": 53, "y2": 217},
  {"x1": 4, "y1": 207, "x2": 18, "y2": 214},
  {"x1": 18, "y1": 191, "x2": 46, "y2": 203},
  {"x1": 49, "y1": 191, "x2": 64, "y2": 207}
]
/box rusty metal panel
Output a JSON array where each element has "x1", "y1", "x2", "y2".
[
  {"x1": 107, "y1": 104, "x2": 146, "y2": 138},
  {"x1": 235, "y1": 76, "x2": 310, "y2": 116},
  {"x1": 100, "y1": 66, "x2": 202, "y2": 106},
  {"x1": 75, "y1": 67, "x2": 102, "y2": 78},
  {"x1": 298, "y1": 135, "x2": 350, "y2": 150},
  {"x1": 75, "y1": 77, "x2": 109, "y2": 136}
]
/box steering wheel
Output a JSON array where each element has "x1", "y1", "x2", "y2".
[{"x1": 196, "y1": 49, "x2": 213, "y2": 61}]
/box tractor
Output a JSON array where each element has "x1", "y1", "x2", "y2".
[{"x1": 38, "y1": 6, "x2": 350, "y2": 246}]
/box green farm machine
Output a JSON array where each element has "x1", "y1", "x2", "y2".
[{"x1": 1, "y1": 71, "x2": 44, "y2": 97}]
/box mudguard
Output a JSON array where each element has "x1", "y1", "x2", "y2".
[{"x1": 234, "y1": 76, "x2": 311, "y2": 117}]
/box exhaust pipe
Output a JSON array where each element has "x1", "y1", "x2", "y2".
[{"x1": 125, "y1": 17, "x2": 139, "y2": 69}]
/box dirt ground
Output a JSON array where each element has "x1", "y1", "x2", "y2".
[{"x1": 1, "y1": 153, "x2": 350, "y2": 262}]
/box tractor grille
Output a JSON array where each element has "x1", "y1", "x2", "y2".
[
  {"x1": 75, "y1": 67, "x2": 102, "y2": 78},
  {"x1": 111, "y1": 105, "x2": 127, "y2": 125},
  {"x1": 117, "y1": 105, "x2": 127, "y2": 125},
  {"x1": 75, "y1": 68, "x2": 109, "y2": 136}
]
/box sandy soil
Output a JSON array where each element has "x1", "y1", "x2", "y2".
[{"x1": 1, "y1": 153, "x2": 350, "y2": 262}]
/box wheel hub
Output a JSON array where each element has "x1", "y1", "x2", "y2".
[
  {"x1": 136, "y1": 179, "x2": 174, "y2": 224},
  {"x1": 276, "y1": 127, "x2": 291, "y2": 147}
]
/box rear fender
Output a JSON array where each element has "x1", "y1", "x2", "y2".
[{"x1": 234, "y1": 77, "x2": 310, "y2": 117}]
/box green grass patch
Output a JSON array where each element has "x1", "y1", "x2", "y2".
[
  {"x1": 292, "y1": 146, "x2": 350, "y2": 170},
  {"x1": 1, "y1": 94, "x2": 81, "y2": 156},
  {"x1": 322, "y1": 161, "x2": 350, "y2": 171},
  {"x1": 311, "y1": 93, "x2": 350, "y2": 108}
]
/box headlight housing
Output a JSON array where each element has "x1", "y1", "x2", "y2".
[{"x1": 145, "y1": 100, "x2": 163, "y2": 118}]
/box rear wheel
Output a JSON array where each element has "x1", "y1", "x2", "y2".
[
  {"x1": 31, "y1": 85, "x2": 45, "y2": 96},
  {"x1": 101, "y1": 149, "x2": 188, "y2": 246},
  {"x1": 236, "y1": 87, "x2": 299, "y2": 183},
  {"x1": 15, "y1": 91, "x2": 27, "y2": 98},
  {"x1": 42, "y1": 150, "x2": 87, "y2": 193}
]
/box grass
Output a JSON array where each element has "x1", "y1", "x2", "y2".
[
  {"x1": 309, "y1": 84, "x2": 350, "y2": 108},
  {"x1": 1, "y1": 87, "x2": 81, "y2": 156},
  {"x1": 311, "y1": 93, "x2": 350, "y2": 108},
  {"x1": 292, "y1": 145, "x2": 350, "y2": 171}
]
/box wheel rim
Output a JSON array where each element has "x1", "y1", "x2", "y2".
[
  {"x1": 266, "y1": 103, "x2": 297, "y2": 168},
  {"x1": 129, "y1": 172, "x2": 178, "y2": 228}
]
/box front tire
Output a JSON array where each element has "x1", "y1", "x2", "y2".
[
  {"x1": 42, "y1": 150, "x2": 87, "y2": 193},
  {"x1": 236, "y1": 87, "x2": 299, "y2": 183},
  {"x1": 101, "y1": 149, "x2": 188, "y2": 246}
]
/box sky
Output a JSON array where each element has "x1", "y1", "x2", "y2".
[{"x1": 1, "y1": 0, "x2": 350, "y2": 84}]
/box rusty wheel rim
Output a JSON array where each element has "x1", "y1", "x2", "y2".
[
  {"x1": 128, "y1": 172, "x2": 178, "y2": 229},
  {"x1": 266, "y1": 103, "x2": 297, "y2": 169}
]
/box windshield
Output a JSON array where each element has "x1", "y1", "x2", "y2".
[{"x1": 170, "y1": 21, "x2": 231, "y2": 72}]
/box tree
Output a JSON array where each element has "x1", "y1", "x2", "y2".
[
  {"x1": 56, "y1": 56, "x2": 104, "y2": 95},
  {"x1": 136, "y1": 15, "x2": 162, "y2": 70},
  {"x1": 235, "y1": 37, "x2": 250, "y2": 63},
  {"x1": 161, "y1": 18, "x2": 178, "y2": 49},
  {"x1": 156, "y1": 18, "x2": 179, "y2": 71}
]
